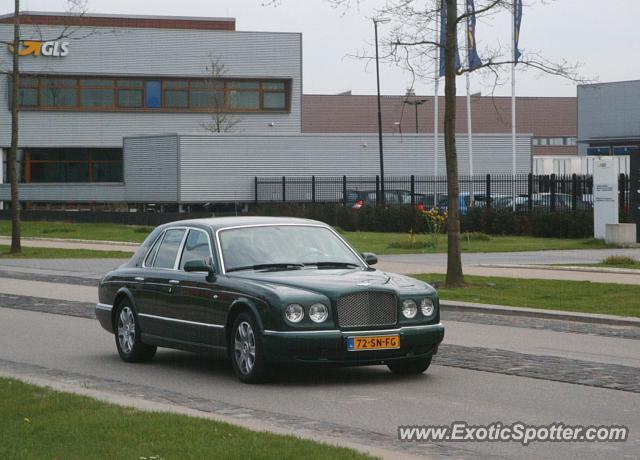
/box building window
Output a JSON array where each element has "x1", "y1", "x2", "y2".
[
  {"x1": 228, "y1": 81, "x2": 260, "y2": 110},
  {"x1": 164, "y1": 80, "x2": 189, "y2": 108},
  {"x1": 22, "y1": 148, "x2": 123, "y2": 183},
  {"x1": 18, "y1": 77, "x2": 38, "y2": 106},
  {"x1": 80, "y1": 79, "x2": 115, "y2": 108},
  {"x1": 190, "y1": 80, "x2": 224, "y2": 109},
  {"x1": 262, "y1": 81, "x2": 287, "y2": 110},
  {"x1": 118, "y1": 80, "x2": 144, "y2": 108},
  {"x1": 533, "y1": 137, "x2": 578, "y2": 147},
  {"x1": 41, "y1": 78, "x2": 77, "y2": 107},
  {"x1": 16, "y1": 75, "x2": 290, "y2": 113}
]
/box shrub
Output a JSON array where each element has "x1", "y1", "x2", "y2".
[{"x1": 601, "y1": 255, "x2": 638, "y2": 266}]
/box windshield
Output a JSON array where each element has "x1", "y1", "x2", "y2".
[{"x1": 219, "y1": 225, "x2": 364, "y2": 272}]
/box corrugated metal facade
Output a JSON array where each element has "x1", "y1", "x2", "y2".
[
  {"x1": 0, "y1": 23, "x2": 303, "y2": 148},
  {"x1": 124, "y1": 135, "x2": 179, "y2": 202},
  {"x1": 0, "y1": 182, "x2": 125, "y2": 201},
  {"x1": 577, "y1": 80, "x2": 640, "y2": 154},
  {"x1": 174, "y1": 133, "x2": 531, "y2": 202}
]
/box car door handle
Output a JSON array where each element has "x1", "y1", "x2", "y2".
[
  {"x1": 134, "y1": 277, "x2": 145, "y2": 282},
  {"x1": 168, "y1": 279, "x2": 180, "y2": 285}
]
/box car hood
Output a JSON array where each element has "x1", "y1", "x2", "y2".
[{"x1": 229, "y1": 268, "x2": 434, "y2": 298}]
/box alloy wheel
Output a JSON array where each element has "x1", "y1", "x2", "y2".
[
  {"x1": 234, "y1": 321, "x2": 256, "y2": 375},
  {"x1": 117, "y1": 306, "x2": 136, "y2": 354}
]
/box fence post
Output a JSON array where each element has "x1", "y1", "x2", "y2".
[
  {"x1": 527, "y1": 173, "x2": 533, "y2": 211},
  {"x1": 485, "y1": 174, "x2": 491, "y2": 209},
  {"x1": 376, "y1": 176, "x2": 380, "y2": 205},
  {"x1": 410, "y1": 175, "x2": 415, "y2": 206},
  {"x1": 550, "y1": 174, "x2": 556, "y2": 212},
  {"x1": 342, "y1": 175, "x2": 347, "y2": 207},
  {"x1": 571, "y1": 173, "x2": 578, "y2": 211},
  {"x1": 282, "y1": 176, "x2": 286, "y2": 203},
  {"x1": 311, "y1": 175, "x2": 316, "y2": 204},
  {"x1": 254, "y1": 176, "x2": 258, "y2": 204}
]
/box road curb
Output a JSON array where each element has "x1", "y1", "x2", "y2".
[
  {"x1": 0, "y1": 236, "x2": 139, "y2": 247},
  {"x1": 478, "y1": 263, "x2": 640, "y2": 276},
  {"x1": 440, "y1": 300, "x2": 640, "y2": 327}
]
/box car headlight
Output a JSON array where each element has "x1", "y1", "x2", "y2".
[
  {"x1": 284, "y1": 303, "x2": 304, "y2": 323},
  {"x1": 421, "y1": 298, "x2": 435, "y2": 317},
  {"x1": 309, "y1": 303, "x2": 329, "y2": 323},
  {"x1": 401, "y1": 299, "x2": 418, "y2": 319}
]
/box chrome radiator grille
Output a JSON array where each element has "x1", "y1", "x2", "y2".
[{"x1": 336, "y1": 291, "x2": 397, "y2": 328}]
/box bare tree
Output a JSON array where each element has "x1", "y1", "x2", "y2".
[
  {"x1": 273, "y1": 0, "x2": 586, "y2": 286},
  {"x1": 2, "y1": 1, "x2": 90, "y2": 253},
  {"x1": 200, "y1": 55, "x2": 242, "y2": 133}
]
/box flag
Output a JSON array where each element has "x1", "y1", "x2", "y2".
[
  {"x1": 514, "y1": 0, "x2": 523, "y2": 64},
  {"x1": 466, "y1": 0, "x2": 482, "y2": 69},
  {"x1": 439, "y1": 0, "x2": 461, "y2": 77}
]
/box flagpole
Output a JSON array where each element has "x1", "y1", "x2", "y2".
[
  {"x1": 465, "y1": 11, "x2": 474, "y2": 205},
  {"x1": 434, "y1": 5, "x2": 440, "y2": 178},
  {"x1": 511, "y1": 0, "x2": 517, "y2": 211}
]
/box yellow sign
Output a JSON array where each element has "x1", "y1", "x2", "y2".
[{"x1": 8, "y1": 40, "x2": 69, "y2": 57}]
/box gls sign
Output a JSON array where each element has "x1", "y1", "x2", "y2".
[{"x1": 9, "y1": 40, "x2": 70, "y2": 57}]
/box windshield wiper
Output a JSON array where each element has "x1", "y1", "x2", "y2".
[
  {"x1": 226, "y1": 263, "x2": 305, "y2": 273},
  {"x1": 305, "y1": 262, "x2": 360, "y2": 269}
]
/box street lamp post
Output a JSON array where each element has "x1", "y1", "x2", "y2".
[
  {"x1": 373, "y1": 18, "x2": 389, "y2": 205},
  {"x1": 404, "y1": 99, "x2": 428, "y2": 133}
]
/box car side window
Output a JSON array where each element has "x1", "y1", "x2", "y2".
[
  {"x1": 143, "y1": 234, "x2": 163, "y2": 267},
  {"x1": 179, "y1": 229, "x2": 212, "y2": 269},
  {"x1": 153, "y1": 229, "x2": 186, "y2": 269}
]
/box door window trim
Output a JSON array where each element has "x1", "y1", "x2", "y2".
[
  {"x1": 142, "y1": 226, "x2": 215, "y2": 271},
  {"x1": 178, "y1": 228, "x2": 215, "y2": 270}
]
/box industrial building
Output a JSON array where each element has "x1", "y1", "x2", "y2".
[{"x1": 0, "y1": 11, "x2": 571, "y2": 210}]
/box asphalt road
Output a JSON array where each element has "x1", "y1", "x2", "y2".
[{"x1": 1, "y1": 302, "x2": 639, "y2": 458}]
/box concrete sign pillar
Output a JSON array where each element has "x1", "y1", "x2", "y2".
[{"x1": 593, "y1": 157, "x2": 619, "y2": 239}]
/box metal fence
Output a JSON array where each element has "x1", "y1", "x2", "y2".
[{"x1": 255, "y1": 174, "x2": 631, "y2": 214}]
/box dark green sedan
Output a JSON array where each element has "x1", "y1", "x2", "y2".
[{"x1": 96, "y1": 217, "x2": 444, "y2": 383}]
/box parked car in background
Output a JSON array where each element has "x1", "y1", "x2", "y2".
[
  {"x1": 436, "y1": 193, "x2": 487, "y2": 214},
  {"x1": 96, "y1": 217, "x2": 444, "y2": 383},
  {"x1": 347, "y1": 189, "x2": 434, "y2": 210}
]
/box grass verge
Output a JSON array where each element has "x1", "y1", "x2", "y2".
[
  {"x1": 0, "y1": 378, "x2": 371, "y2": 460},
  {"x1": 0, "y1": 220, "x2": 615, "y2": 255},
  {"x1": 414, "y1": 273, "x2": 640, "y2": 318},
  {"x1": 344, "y1": 231, "x2": 613, "y2": 255},
  {"x1": 0, "y1": 245, "x2": 132, "y2": 259},
  {"x1": 0, "y1": 220, "x2": 151, "y2": 243}
]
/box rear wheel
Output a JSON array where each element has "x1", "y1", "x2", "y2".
[
  {"x1": 230, "y1": 311, "x2": 268, "y2": 384},
  {"x1": 387, "y1": 357, "x2": 432, "y2": 375},
  {"x1": 115, "y1": 303, "x2": 156, "y2": 363}
]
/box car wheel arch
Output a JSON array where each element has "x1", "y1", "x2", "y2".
[
  {"x1": 224, "y1": 298, "x2": 265, "y2": 349},
  {"x1": 112, "y1": 288, "x2": 139, "y2": 331}
]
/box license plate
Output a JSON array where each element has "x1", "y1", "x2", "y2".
[{"x1": 347, "y1": 335, "x2": 400, "y2": 351}]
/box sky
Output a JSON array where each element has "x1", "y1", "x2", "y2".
[{"x1": 5, "y1": 0, "x2": 640, "y2": 97}]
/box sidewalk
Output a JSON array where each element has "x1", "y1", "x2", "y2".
[{"x1": 3, "y1": 236, "x2": 640, "y2": 284}]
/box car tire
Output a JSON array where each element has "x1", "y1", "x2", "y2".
[
  {"x1": 114, "y1": 302, "x2": 156, "y2": 363},
  {"x1": 387, "y1": 357, "x2": 432, "y2": 375},
  {"x1": 230, "y1": 311, "x2": 268, "y2": 384}
]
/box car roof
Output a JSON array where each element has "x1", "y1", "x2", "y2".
[{"x1": 160, "y1": 216, "x2": 328, "y2": 231}]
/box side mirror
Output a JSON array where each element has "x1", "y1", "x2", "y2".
[
  {"x1": 184, "y1": 259, "x2": 216, "y2": 280},
  {"x1": 361, "y1": 252, "x2": 378, "y2": 266}
]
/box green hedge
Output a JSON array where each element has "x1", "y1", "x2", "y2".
[
  {"x1": 461, "y1": 208, "x2": 593, "y2": 238},
  {"x1": 249, "y1": 204, "x2": 594, "y2": 238}
]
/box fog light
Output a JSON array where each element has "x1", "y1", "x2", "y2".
[
  {"x1": 401, "y1": 299, "x2": 418, "y2": 319},
  {"x1": 421, "y1": 298, "x2": 435, "y2": 317},
  {"x1": 309, "y1": 303, "x2": 329, "y2": 323},
  {"x1": 285, "y1": 304, "x2": 304, "y2": 323}
]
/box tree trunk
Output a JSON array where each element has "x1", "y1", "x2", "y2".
[
  {"x1": 9, "y1": 0, "x2": 21, "y2": 254},
  {"x1": 444, "y1": 0, "x2": 463, "y2": 286}
]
